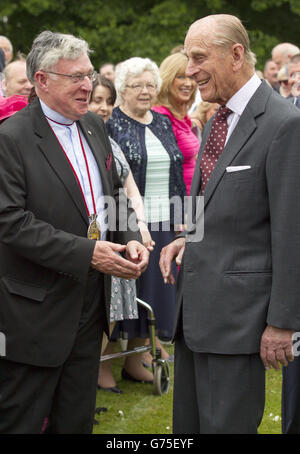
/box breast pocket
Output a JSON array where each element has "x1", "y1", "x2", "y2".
[{"x1": 224, "y1": 166, "x2": 257, "y2": 182}]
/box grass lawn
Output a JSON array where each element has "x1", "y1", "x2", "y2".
[{"x1": 93, "y1": 344, "x2": 283, "y2": 434}]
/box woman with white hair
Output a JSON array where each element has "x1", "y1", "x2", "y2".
[{"x1": 107, "y1": 57, "x2": 186, "y2": 382}]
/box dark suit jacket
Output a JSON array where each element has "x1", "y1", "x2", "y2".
[
  {"x1": 0, "y1": 98, "x2": 140, "y2": 367},
  {"x1": 175, "y1": 81, "x2": 300, "y2": 354}
]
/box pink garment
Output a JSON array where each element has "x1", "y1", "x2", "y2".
[{"x1": 152, "y1": 105, "x2": 199, "y2": 195}]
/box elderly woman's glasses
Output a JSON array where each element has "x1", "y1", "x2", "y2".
[
  {"x1": 44, "y1": 70, "x2": 97, "y2": 84},
  {"x1": 126, "y1": 83, "x2": 157, "y2": 92}
]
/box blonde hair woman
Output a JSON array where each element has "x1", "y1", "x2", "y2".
[{"x1": 153, "y1": 52, "x2": 200, "y2": 195}]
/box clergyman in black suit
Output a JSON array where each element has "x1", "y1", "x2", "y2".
[
  {"x1": 160, "y1": 14, "x2": 300, "y2": 434},
  {"x1": 0, "y1": 31, "x2": 148, "y2": 434}
]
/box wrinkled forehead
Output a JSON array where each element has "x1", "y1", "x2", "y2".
[
  {"x1": 56, "y1": 54, "x2": 93, "y2": 72},
  {"x1": 184, "y1": 20, "x2": 216, "y2": 56}
]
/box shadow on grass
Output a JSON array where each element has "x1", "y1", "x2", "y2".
[{"x1": 94, "y1": 345, "x2": 282, "y2": 434}]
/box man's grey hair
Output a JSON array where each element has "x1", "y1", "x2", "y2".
[
  {"x1": 26, "y1": 30, "x2": 92, "y2": 84},
  {"x1": 188, "y1": 14, "x2": 257, "y2": 68},
  {"x1": 114, "y1": 57, "x2": 162, "y2": 105}
]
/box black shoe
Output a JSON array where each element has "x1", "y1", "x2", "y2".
[
  {"x1": 98, "y1": 385, "x2": 123, "y2": 394},
  {"x1": 95, "y1": 407, "x2": 107, "y2": 414},
  {"x1": 121, "y1": 368, "x2": 153, "y2": 384}
]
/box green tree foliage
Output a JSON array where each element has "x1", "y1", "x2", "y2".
[{"x1": 0, "y1": 0, "x2": 299, "y2": 70}]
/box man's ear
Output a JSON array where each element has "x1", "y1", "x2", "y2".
[
  {"x1": 35, "y1": 71, "x2": 49, "y2": 91},
  {"x1": 232, "y1": 43, "x2": 244, "y2": 72}
]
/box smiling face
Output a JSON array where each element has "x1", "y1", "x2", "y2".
[
  {"x1": 89, "y1": 84, "x2": 114, "y2": 123},
  {"x1": 121, "y1": 70, "x2": 157, "y2": 117},
  {"x1": 170, "y1": 73, "x2": 196, "y2": 105},
  {"x1": 184, "y1": 20, "x2": 246, "y2": 105},
  {"x1": 36, "y1": 53, "x2": 93, "y2": 120}
]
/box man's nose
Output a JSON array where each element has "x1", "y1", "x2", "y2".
[
  {"x1": 185, "y1": 60, "x2": 196, "y2": 78},
  {"x1": 82, "y1": 76, "x2": 93, "y2": 91}
]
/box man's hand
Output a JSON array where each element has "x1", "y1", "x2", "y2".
[
  {"x1": 159, "y1": 237, "x2": 186, "y2": 285},
  {"x1": 91, "y1": 240, "x2": 148, "y2": 280},
  {"x1": 125, "y1": 240, "x2": 149, "y2": 273},
  {"x1": 260, "y1": 325, "x2": 294, "y2": 370}
]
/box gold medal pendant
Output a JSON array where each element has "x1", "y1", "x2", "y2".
[{"x1": 87, "y1": 214, "x2": 101, "y2": 240}]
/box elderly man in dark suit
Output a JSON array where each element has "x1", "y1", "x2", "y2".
[
  {"x1": 0, "y1": 31, "x2": 148, "y2": 434},
  {"x1": 160, "y1": 14, "x2": 300, "y2": 434},
  {"x1": 281, "y1": 52, "x2": 300, "y2": 434}
]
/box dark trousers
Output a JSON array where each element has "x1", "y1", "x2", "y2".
[
  {"x1": 173, "y1": 332, "x2": 265, "y2": 434},
  {"x1": 0, "y1": 271, "x2": 106, "y2": 434},
  {"x1": 282, "y1": 356, "x2": 300, "y2": 434}
]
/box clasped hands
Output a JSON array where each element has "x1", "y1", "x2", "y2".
[
  {"x1": 91, "y1": 240, "x2": 149, "y2": 280},
  {"x1": 159, "y1": 237, "x2": 295, "y2": 371}
]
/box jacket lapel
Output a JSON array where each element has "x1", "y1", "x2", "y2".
[
  {"x1": 31, "y1": 99, "x2": 89, "y2": 225},
  {"x1": 202, "y1": 81, "x2": 272, "y2": 208}
]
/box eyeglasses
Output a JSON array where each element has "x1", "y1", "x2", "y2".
[
  {"x1": 125, "y1": 83, "x2": 157, "y2": 92},
  {"x1": 44, "y1": 70, "x2": 97, "y2": 84}
]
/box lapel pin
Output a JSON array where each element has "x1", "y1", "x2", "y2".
[{"x1": 88, "y1": 130, "x2": 92, "y2": 135}]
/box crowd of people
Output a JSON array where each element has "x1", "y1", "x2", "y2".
[{"x1": 1, "y1": 14, "x2": 300, "y2": 434}]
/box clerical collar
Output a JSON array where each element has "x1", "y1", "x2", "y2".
[{"x1": 40, "y1": 99, "x2": 75, "y2": 126}]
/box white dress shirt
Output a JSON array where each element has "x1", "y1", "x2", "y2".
[
  {"x1": 40, "y1": 99, "x2": 107, "y2": 240},
  {"x1": 225, "y1": 73, "x2": 262, "y2": 145}
]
